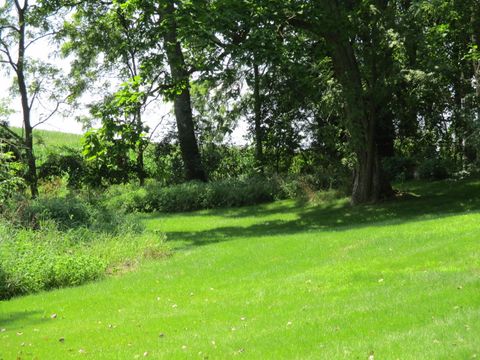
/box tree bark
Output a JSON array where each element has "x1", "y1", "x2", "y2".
[
  {"x1": 322, "y1": 2, "x2": 394, "y2": 204},
  {"x1": 16, "y1": 1, "x2": 38, "y2": 198},
  {"x1": 163, "y1": 0, "x2": 207, "y2": 182}
]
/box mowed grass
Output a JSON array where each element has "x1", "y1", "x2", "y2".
[{"x1": 1, "y1": 180, "x2": 480, "y2": 359}]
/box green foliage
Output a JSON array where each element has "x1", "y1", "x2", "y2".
[
  {"x1": 106, "y1": 177, "x2": 282, "y2": 213},
  {"x1": 0, "y1": 193, "x2": 168, "y2": 299},
  {"x1": 0, "y1": 150, "x2": 25, "y2": 205},
  {"x1": 0, "y1": 219, "x2": 169, "y2": 300},
  {"x1": 0, "y1": 223, "x2": 106, "y2": 299},
  {"x1": 38, "y1": 147, "x2": 85, "y2": 188},
  {"x1": 417, "y1": 158, "x2": 452, "y2": 180},
  {"x1": 21, "y1": 196, "x2": 94, "y2": 230},
  {"x1": 151, "y1": 140, "x2": 186, "y2": 185},
  {"x1": 382, "y1": 156, "x2": 416, "y2": 182}
]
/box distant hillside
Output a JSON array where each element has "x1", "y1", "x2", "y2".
[
  {"x1": 12, "y1": 127, "x2": 83, "y2": 148},
  {"x1": 11, "y1": 127, "x2": 83, "y2": 161}
]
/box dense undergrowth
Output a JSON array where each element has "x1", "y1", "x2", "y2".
[
  {"x1": 0, "y1": 193, "x2": 168, "y2": 300},
  {"x1": 105, "y1": 175, "x2": 341, "y2": 213}
]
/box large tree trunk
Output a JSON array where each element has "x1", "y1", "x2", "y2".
[
  {"x1": 318, "y1": 1, "x2": 395, "y2": 205},
  {"x1": 253, "y1": 62, "x2": 264, "y2": 171},
  {"x1": 322, "y1": 9, "x2": 393, "y2": 204},
  {"x1": 163, "y1": 1, "x2": 206, "y2": 182},
  {"x1": 16, "y1": 1, "x2": 38, "y2": 198}
]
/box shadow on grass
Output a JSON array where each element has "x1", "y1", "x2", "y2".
[
  {"x1": 0, "y1": 310, "x2": 46, "y2": 330},
  {"x1": 156, "y1": 178, "x2": 480, "y2": 250}
]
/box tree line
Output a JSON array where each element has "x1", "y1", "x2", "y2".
[{"x1": 1, "y1": 0, "x2": 479, "y2": 204}]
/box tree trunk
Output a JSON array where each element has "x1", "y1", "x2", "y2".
[
  {"x1": 135, "y1": 110, "x2": 146, "y2": 186},
  {"x1": 322, "y1": 9, "x2": 394, "y2": 204},
  {"x1": 16, "y1": 2, "x2": 38, "y2": 198},
  {"x1": 163, "y1": 1, "x2": 207, "y2": 182},
  {"x1": 253, "y1": 62, "x2": 264, "y2": 171}
]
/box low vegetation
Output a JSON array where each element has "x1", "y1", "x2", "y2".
[{"x1": 0, "y1": 193, "x2": 168, "y2": 300}]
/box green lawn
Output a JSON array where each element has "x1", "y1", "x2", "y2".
[{"x1": 1, "y1": 180, "x2": 480, "y2": 359}]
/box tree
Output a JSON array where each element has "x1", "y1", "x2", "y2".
[
  {"x1": 61, "y1": 0, "x2": 208, "y2": 182},
  {"x1": 0, "y1": 0, "x2": 67, "y2": 197}
]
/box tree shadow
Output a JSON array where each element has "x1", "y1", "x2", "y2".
[
  {"x1": 161, "y1": 178, "x2": 480, "y2": 250},
  {"x1": 0, "y1": 310, "x2": 46, "y2": 330}
]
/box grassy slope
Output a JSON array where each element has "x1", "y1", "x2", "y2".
[
  {"x1": 1, "y1": 180, "x2": 480, "y2": 359},
  {"x1": 12, "y1": 127, "x2": 82, "y2": 147},
  {"x1": 11, "y1": 127, "x2": 82, "y2": 161}
]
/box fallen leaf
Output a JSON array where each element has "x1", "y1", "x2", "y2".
[
  {"x1": 50, "y1": 314, "x2": 57, "y2": 319},
  {"x1": 143, "y1": 351, "x2": 149, "y2": 357}
]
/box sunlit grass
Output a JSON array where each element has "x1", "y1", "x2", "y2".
[{"x1": 1, "y1": 179, "x2": 479, "y2": 359}]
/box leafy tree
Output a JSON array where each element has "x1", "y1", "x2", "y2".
[
  {"x1": 0, "y1": 0, "x2": 68, "y2": 197},
  {"x1": 60, "y1": 0, "x2": 209, "y2": 182}
]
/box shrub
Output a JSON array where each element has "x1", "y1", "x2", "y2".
[
  {"x1": 383, "y1": 156, "x2": 416, "y2": 182},
  {"x1": 0, "y1": 150, "x2": 25, "y2": 206},
  {"x1": 22, "y1": 196, "x2": 94, "y2": 230},
  {"x1": 0, "y1": 224, "x2": 105, "y2": 299},
  {"x1": 106, "y1": 177, "x2": 282, "y2": 213},
  {"x1": 38, "y1": 148, "x2": 85, "y2": 188},
  {"x1": 417, "y1": 158, "x2": 451, "y2": 180},
  {"x1": 0, "y1": 221, "x2": 168, "y2": 300},
  {"x1": 3, "y1": 193, "x2": 143, "y2": 234}
]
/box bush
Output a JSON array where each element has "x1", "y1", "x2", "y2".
[
  {"x1": 22, "y1": 196, "x2": 94, "y2": 230},
  {"x1": 0, "y1": 150, "x2": 25, "y2": 206},
  {"x1": 38, "y1": 148, "x2": 85, "y2": 189},
  {"x1": 0, "y1": 221, "x2": 168, "y2": 300},
  {"x1": 417, "y1": 158, "x2": 451, "y2": 180},
  {"x1": 383, "y1": 156, "x2": 416, "y2": 182},
  {"x1": 3, "y1": 194, "x2": 143, "y2": 234},
  {"x1": 106, "y1": 177, "x2": 282, "y2": 213},
  {"x1": 0, "y1": 224, "x2": 105, "y2": 299}
]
